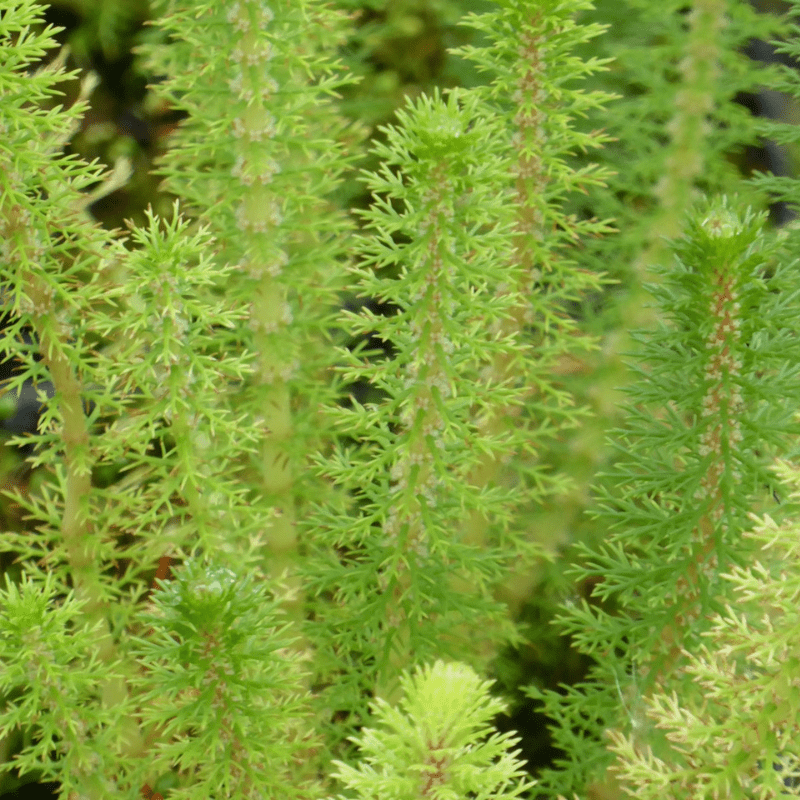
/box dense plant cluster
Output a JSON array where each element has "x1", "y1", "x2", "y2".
[{"x1": 1, "y1": 0, "x2": 800, "y2": 799}]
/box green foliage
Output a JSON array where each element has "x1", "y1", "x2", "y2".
[
  {"x1": 55, "y1": 0, "x2": 147, "y2": 60},
  {"x1": 2, "y1": 0, "x2": 800, "y2": 798},
  {"x1": 130, "y1": 558, "x2": 316, "y2": 799},
  {"x1": 302, "y1": 84, "x2": 533, "y2": 722},
  {"x1": 0, "y1": 572, "x2": 125, "y2": 797},
  {"x1": 608, "y1": 459, "x2": 800, "y2": 799},
  {"x1": 531, "y1": 195, "x2": 800, "y2": 799},
  {"x1": 330, "y1": 660, "x2": 535, "y2": 800}
]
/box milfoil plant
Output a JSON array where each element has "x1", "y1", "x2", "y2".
[
  {"x1": 556, "y1": 2, "x2": 800, "y2": 797},
  {"x1": 2, "y1": 0, "x2": 800, "y2": 799},
  {"x1": 529, "y1": 194, "x2": 800, "y2": 799},
  {"x1": 0, "y1": 0, "x2": 611, "y2": 797}
]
